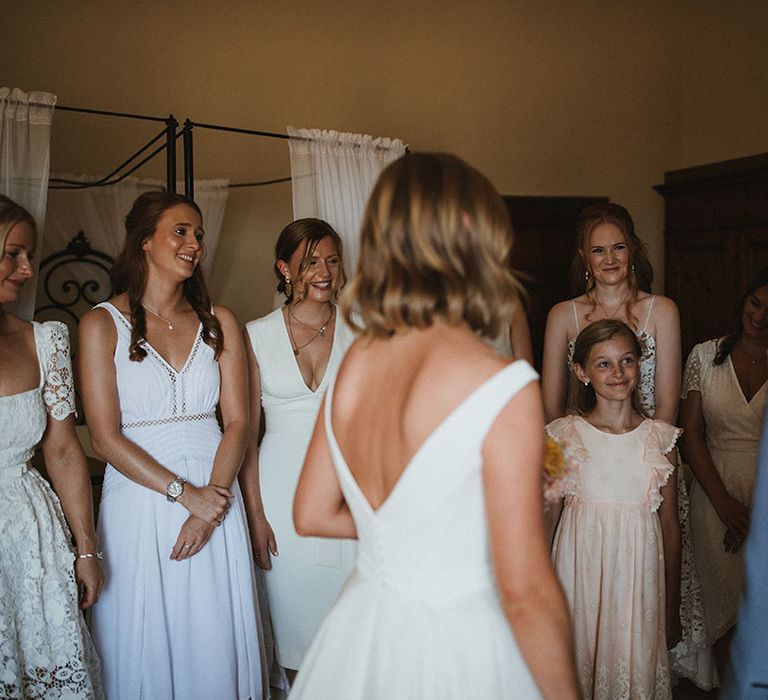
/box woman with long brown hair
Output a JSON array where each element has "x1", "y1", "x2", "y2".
[
  {"x1": 541, "y1": 203, "x2": 715, "y2": 689},
  {"x1": 240, "y1": 218, "x2": 356, "y2": 682},
  {"x1": 541, "y1": 202, "x2": 680, "y2": 423},
  {"x1": 78, "y1": 191, "x2": 263, "y2": 700}
]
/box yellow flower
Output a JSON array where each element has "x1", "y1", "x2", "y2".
[{"x1": 543, "y1": 436, "x2": 566, "y2": 479}]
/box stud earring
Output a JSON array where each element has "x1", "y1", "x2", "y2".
[
  {"x1": 284, "y1": 276, "x2": 292, "y2": 297},
  {"x1": 584, "y1": 380, "x2": 590, "y2": 386}
]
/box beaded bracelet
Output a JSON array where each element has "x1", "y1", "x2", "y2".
[{"x1": 76, "y1": 552, "x2": 103, "y2": 560}]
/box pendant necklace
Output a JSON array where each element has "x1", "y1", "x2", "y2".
[
  {"x1": 142, "y1": 304, "x2": 175, "y2": 331},
  {"x1": 287, "y1": 305, "x2": 334, "y2": 356},
  {"x1": 593, "y1": 290, "x2": 629, "y2": 320}
]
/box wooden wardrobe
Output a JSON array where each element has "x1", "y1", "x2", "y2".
[{"x1": 655, "y1": 152, "x2": 768, "y2": 359}]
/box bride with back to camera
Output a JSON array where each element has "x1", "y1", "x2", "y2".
[{"x1": 289, "y1": 152, "x2": 579, "y2": 699}]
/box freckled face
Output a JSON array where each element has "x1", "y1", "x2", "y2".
[
  {"x1": 142, "y1": 204, "x2": 204, "y2": 280},
  {"x1": 575, "y1": 334, "x2": 640, "y2": 402},
  {"x1": 585, "y1": 223, "x2": 630, "y2": 286},
  {"x1": 0, "y1": 222, "x2": 36, "y2": 305}
]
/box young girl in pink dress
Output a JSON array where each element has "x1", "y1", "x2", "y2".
[{"x1": 547, "y1": 319, "x2": 682, "y2": 700}]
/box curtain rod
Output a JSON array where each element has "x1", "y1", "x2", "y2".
[
  {"x1": 55, "y1": 104, "x2": 171, "y2": 124},
  {"x1": 228, "y1": 176, "x2": 292, "y2": 188},
  {"x1": 186, "y1": 120, "x2": 406, "y2": 152},
  {"x1": 188, "y1": 121, "x2": 290, "y2": 140}
]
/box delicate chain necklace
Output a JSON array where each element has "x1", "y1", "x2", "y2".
[
  {"x1": 286, "y1": 305, "x2": 334, "y2": 356},
  {"x1": 592, "y1": 290, "x2": 629, "y2": 320},
  {"x1": 289, "y1": 304, "x2": 333, "y2": 335},
  {"x1": 142, "y1": 304, "x2": 175, "y2": 331}
]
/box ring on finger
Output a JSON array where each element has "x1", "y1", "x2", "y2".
[{"x1": 183, "y1": 544, "x2": 192, "y2": 549}]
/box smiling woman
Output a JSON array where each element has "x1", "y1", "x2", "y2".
[
  {"x1": 76, "y1": 191, "x2": 264, "y2": 700},
  {"x1": 240, "y1": 218, "x2": 356, "y2": 681},
  {"x1": 0, "y1": 195, "x2": 104, "y2": 699},
  {"x1": 679, "y1": 268, "x2": 768, "y2": 677},
  {"x1": 541, "y1": 202, "x2": 681, "y2": 424}
]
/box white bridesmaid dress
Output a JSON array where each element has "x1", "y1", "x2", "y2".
[
  {"x1": 90, "y1": 302, "x2": 264, "y2": 700},
  {"x1": 245, "y1": 306, "x2": 356, "y2": 671},
  {"x1": 0, "y1": 322, "x2": 103, "y2": 699}
]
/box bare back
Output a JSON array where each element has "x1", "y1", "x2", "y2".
[{"x1": 329, "y1": 322, "x2": 508, "y2": 511}]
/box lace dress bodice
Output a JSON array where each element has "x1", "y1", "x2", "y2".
[
  {"x1": 0, "y1": 321, "x2": 103, "y2": 699},
  {"x1": 0, "y1": 322, "x2": 75, "y2": 473}
]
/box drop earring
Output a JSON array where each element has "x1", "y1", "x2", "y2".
[{"x1": 284, "y1": 276, "x2": 293, "y2": 298}]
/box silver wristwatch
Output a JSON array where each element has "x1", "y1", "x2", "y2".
[{"x1": 166, "y1": 476, "x2": 185, "y2": 503}]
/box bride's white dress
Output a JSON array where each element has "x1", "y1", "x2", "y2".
[
  {"x1": 290, "y1": 361, "x2": 543, "y2": 699},
  {"x1": 0, "y1": 321, "x2": 103, "y2": 699},
  {"x1": 89, "y1": 302, "x2": 263, "y2": 700}
]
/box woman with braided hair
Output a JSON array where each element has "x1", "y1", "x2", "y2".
[{"x1": 78, "y1": 191, "x2": 264, "y2": 699}]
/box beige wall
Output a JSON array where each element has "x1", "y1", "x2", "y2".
[{"x1": 3, "y1": 1, "x2": 767, "y2": 323}]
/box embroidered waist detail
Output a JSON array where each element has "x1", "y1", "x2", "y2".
[{"x1": 121, "y1": 412, "x2": 217, "y2": 430}]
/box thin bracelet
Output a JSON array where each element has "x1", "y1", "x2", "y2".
[{"x1": 76, "y1": 552, "x2": 103, "y2": 560}]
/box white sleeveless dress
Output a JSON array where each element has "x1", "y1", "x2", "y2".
[
  {"x1": 245, "y1": 307, "x2": 356, "y2": 670},
  {"x1": 0, "y1": 321, "x2": 103, "y2": 699},
  {"x1": 89, "y1": 302, "x2": 264, "y2": 700},
  {"x1": 290, "y1": 361, "x2": 543, "y2": 699}
]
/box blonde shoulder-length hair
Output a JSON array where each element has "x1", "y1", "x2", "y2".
[{"x1": 342, "y1": 152, "x2": 522, "y2": 339}]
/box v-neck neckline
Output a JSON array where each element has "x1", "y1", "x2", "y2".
[
  {"x1": 727, "y1": 354, "x2": 768, "y2": 406},
  {"x1": 325, "y1": 362, "x2": 519, "y2": 516},
  {"x1": 105, "y1": 302, "x2": 202, "y2": 375},
  {"x1": 279, "y1": 305, "x2": 338, "y2": 394}
]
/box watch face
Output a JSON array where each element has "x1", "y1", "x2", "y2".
[{"x1": 168, "y1": 480, "x2": 184, "y2": 498}]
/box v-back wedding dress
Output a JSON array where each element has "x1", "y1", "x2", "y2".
[{"x1": 290, "y1": 361, "x2": 543, "y2": 699}]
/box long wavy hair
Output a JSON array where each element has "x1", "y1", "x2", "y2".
[
  {"x1": 0, "y1": 194, "x2": 36, "y2": 254},
  {"x1": 274, "y1": 218, "x2": 345, "y2": 304},
  {"x1": 110, "y1": 191, "x2": 222, "y2": 361},
  {"x1": 570, "y1": 202, "x2": 654, "y2": 327},
  {"x1": 714, "y1": 267, "x2": 768, "y2": 365},
  {"x1": 571, "y1": 319, "x2": 645, "y2": 415},
  {"x1": 344, "y1": 152, "x2": 522, "y2": 339}
]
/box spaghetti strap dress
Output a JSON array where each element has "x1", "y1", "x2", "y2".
[
  {"x1": 89, "y1": 302, "x2": 264, "y2": 700},
  {"x1": 290, "y1": 361, "x2": 543, "y2": 699}
]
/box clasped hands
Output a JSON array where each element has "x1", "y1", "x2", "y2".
[
  {"x1": 714, "y1": 491, "x2": 750, "y2": 553},
  {"x1": 171, "y1": 483, "x2": 232, "y2": 561}
]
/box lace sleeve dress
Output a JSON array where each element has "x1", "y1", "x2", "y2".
[{"x1": 0, "y1": 321, "x2": 103, "y2": 699}]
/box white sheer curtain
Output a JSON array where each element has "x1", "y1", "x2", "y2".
[
  {"x1": 287, "y1": 127, "x2": 406, "y2": 274},
  {"x1": 42, "y1": 176, "x2": 229, "y2": 290},
  {"x1": 0, "y1": 87, "x2": 56, "y2": 319}
]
